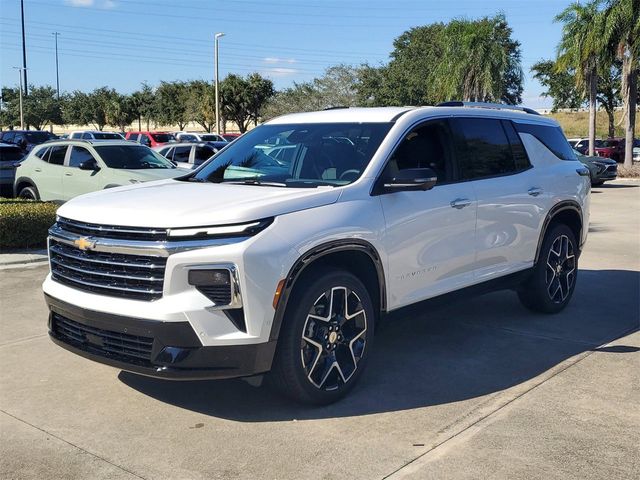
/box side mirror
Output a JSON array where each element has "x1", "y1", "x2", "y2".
[
  {"x1": 383, "y1": 167, "x2": 438, "y2": 191},
  {"x1": 79, "y1": 159, "x2": 100, "y2": 171}
]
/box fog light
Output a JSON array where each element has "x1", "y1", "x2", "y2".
[
  {"x1": 188, "y1": 269, "x2": 233, "y2": 306},
  {"x1": 188, "y1": 269, "x2": 230, "y2": 287}
]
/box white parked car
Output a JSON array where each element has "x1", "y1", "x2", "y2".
[
  {"x1": 69, "y1": 131, "x2": 125, "y2": 140},
  {"x1": 174, "y1": 132, "x2": 227, "y2": 143},
  {"x1": 43, "y1": 103, "x2": 590, "y2": 404},
  {"x1": 154, "y1": 142, "x2": 221, "y2": 169}
]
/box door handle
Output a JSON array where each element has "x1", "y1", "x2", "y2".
[
  {"x1": 450, "y1": 198, "x2": 472, "y2": 209},
  {"x1": 34, "y1": 168, "x2": 42, "y2": 172},
  {"x1": 528, "y1": 187, "x2": 543, "y2": 197},
  {"x1": 64, "y1": 172, "x2": 73, "y2": 176}
]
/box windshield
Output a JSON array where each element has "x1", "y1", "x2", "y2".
[
  {"x1": 150, "y1": 133, "x2": 175, "y2": 143},
  {"x1": 25, "y1": 131, "x2": 56, "y2": 143},
  {"x1": 94, "y1": 132, "x2": 123, "y2": 140},
  {"x1": 94, "y1": 145, "x2": 176, "y2": 169},
  {"x1": 600, "y1": 140, "x2": 619, "y2": 147},
  {"x1": 192, "y1": 123, "x2": 392, "y2": 187}
]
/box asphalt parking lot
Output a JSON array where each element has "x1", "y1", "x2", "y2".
[{"x1": 1, "y1": 181, "x2": 639, "y2": 480}]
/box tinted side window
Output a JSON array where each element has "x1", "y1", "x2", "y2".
[
  {"x1": 129, "y1": 133, "x2": 139, "y2": 141},
  {"x1": 48, "y1": 146, "x2": 67, "y2": 165},
  {"x1": 68, "y1": 146, "x2": 95, "y2": 167},
  {"x1": 389, "y1": 120, "x2": 454, "y2": 183},
  {"x1": 514, "y1": 123, "x2": 576, "y2": 161},
  {"x1": 173, "y1": 146, "x2": 191, "y2": 162},
  {"x1": 33, "y1": 146, "x2": 50, "y2": 160},
  {"x1": 452, "y1": 118, "x2": 516, "y2": 180},
  {"x1": 70, "y1": 132, "x2": 81, "y2": 139},
  {"x1": 82, "y1": 132, "x2": 92, "y2": 139},
  {"x1": 3, "y1": 132, "x2": 15, "y2": 143},
  {"x1": 502, "y1": 120, "x2": 531, "y2": 171},
  {"x1": 0, "y1": 147, "x2": 23, "y2": 162}
]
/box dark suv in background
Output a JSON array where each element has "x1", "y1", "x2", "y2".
[{"x1": 1, "y1": 130, "x2": 58, "y2": 155}]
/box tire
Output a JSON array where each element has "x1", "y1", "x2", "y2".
[
  {"x1": 18, "y1": 185, "x2": 40, "y2": 200},
  {"x1": 518, "y1": 224, "x2": 578, "y2": 314},
  {"x1": 271, "y1": 268, "x2": 375, "y2": 405},
  {"x1": 591, "y1": 180, "x2": 604, "y2": 187}
]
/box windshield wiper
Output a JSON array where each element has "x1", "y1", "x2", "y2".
[{"x1": 226, "y1": 178, "x2": 288, "y2": 187}]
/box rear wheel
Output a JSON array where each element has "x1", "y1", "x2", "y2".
[
  {"x1": 271, "y1": 268, "x2": 374, "y2": 404},
  {"x1": 18, "y1": 185, "x2": 39, "y2": 200},
  {"x1": 518, "y1": 224, "x2": 578, "y2": 314},
  {"x1": 591, "y1": 180, "x2": 604, "y2": 187}
]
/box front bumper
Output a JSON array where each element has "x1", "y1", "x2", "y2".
[{"x1": 46, "y1": 294, "x2": 276, "y2": 380}]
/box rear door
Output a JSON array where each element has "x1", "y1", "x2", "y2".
[
  {"x1": 450, "y1": 117, "x2": 545, "y2": 280},
  {"x1": 61, "y1": 146, "x2": 105, "y2": 201},
  {"x1": 37, "y1": 145, "x2": 67, "y2": 201},
  {"x1": 380, "y1": 119, "x2": 478, "y2": 309}
]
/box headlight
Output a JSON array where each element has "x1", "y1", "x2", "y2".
[{"x1": 167, "y1": 218, "x2": 273, "y2": 239}]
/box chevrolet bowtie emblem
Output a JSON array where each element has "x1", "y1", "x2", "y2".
[{"x1": 74, "y1": 237, "x2": 96, "y2": 251}]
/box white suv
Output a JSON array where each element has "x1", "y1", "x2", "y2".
[{"x1": 43, "y1": 103, "x2": 590, "y2": 404}]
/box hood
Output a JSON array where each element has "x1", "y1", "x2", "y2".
[
  {"x1": 57, "y1": 179, "x2": 342, "y2": 228},
  {"x1": 112, "y1": 168, "x2": 188, "y2": 182}
]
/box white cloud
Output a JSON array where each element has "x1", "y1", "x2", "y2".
[
  {"x1": 65, "y1": 0, "x2": 94, "y2": 6},
  {"x1": 263, "y1": 67, "x2": 299, "y2": 77},
  {"x1": 64, "y1": 0, "x2": 117, "y2": 8},
  {"x1": 263, "y1": 57, "x2": 296, "y2": 64}
]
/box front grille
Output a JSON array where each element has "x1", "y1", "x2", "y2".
[
  {"x1": 57, "y1": 216, "x2": 168, "y2": 241},
  {"x1": 52, "y1": 313, "x2": 153, "y2": 365},
  {"x1": 49, "y1": 240, "x2": 166, "y2": 301}
]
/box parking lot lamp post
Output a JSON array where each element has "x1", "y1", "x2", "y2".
[
  {"x1": 52, "y1": 32, "x2": 61, "y2": 99},
  {"x1": 214, "y1": 32, "x2": 225, "y2": 135},
  {"x1": 13, "y1": 67, "x2": 26, "y2": 129}
]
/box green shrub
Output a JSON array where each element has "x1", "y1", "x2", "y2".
[{"x1": 0, "y1": 198, "x2": 58, "y2": 249}]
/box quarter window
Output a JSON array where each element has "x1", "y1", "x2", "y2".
[
  {"x1": 47, "y1": 146, "x2": 68, "y2": 166},
  {"x1": 68, "y1": 146, "x2": 95, "y2": 168},
  {"x1": 514, "y1": 123, "x2": 577, "y2": 161},
  {"x1": 452, "y1": 118, "x2": 516, "y2": 180},
  {"x1": 33, "y1": 146, "x2": 50, "y2": 160}
]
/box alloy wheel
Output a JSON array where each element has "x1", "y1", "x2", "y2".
[
  {"x1": 300, "y1": 286, "x2": 367, "y2": 391},
  {"x1": 545, "y1": 234, "x2": 576, "y2": 303}
]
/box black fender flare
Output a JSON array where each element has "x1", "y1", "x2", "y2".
[
  {"x1": 13, "y1": 176, "x2": 36, "y2": 197},
  {"x1": 269, "y1": 239, "x2": 387, "y2": 342},
  {"x1": 534, "y1": 200, "x2": 583, "y2": 264}
]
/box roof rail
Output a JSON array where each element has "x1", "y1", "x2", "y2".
[
  {"x1": 437, "y1": 101, "x2": 540, "y2": 116},
  {"x1": 323, "y1": 106, "x2": 350, "y2": 110}
]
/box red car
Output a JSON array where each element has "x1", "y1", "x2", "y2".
[
  {"x1": 125, "y1": 131, "x2": 176, "y2": 148},
  {"x1": 595, "y1": 137, "x2": 625, "y2": 162}
]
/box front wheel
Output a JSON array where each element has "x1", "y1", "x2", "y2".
[
  {"x1": 518, "y1": 224, "x2": 578, "y2": 314},
  {"x1": 271, "y1": 269, "x2": 374, "y2": 404}
]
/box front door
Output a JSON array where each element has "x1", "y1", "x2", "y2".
[
  {"x1": 61, "y1": 146, "x2": 104, "y2": 201},
  {"x1": 379, "y1": 119, "x2": 478, "y2": 310}
]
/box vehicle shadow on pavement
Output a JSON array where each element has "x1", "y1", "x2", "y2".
[
  {"x1": 119, "y1": 269, "x2": 639, "y2": 421},
  {"x1": 594, "y1": 183, "x2": 639, "y2": 189}
]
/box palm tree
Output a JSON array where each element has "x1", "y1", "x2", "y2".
[
  {"x1": 555, "y1": 1, "x2": 602, "y2": 156},
  {"x1": 598, "y1": 0, "x2": 639, "y2": 168}
]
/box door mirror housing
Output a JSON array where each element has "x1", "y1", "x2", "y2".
[
  {"x1": 78, "y1": 158, "x2": 100, "y2": 171},
  {"x1": 383, "y1": 168, "x2": 438, "y2": 192}
]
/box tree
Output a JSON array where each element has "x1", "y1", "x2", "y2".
[
  {"x1": 555, "y1": 1, "x2": 602, "y2": 156},
  {"x1": 185, "y1": 80, "x2": 215, "y2": 132},
  {"x1": 262, "y1": 82, "x2": 325, "y2": 120},
  {"x1": 597, "y1": 0, "x2": 639, "y2": 167},
  {"x1": 22, "y1": 85, "x2": 64, "y2": 130},
  {"x1": 531, "y1": 60, "x2": 585, "y2": 111},
  {"x1": 106, "y1": 94, "x2": 137, "y2": 132},
  {"x1": 355, "y1": 16, "x2": 523, "y2": 106},
  {"x1": 0, "y1": 87, "x2": 19, "y2": 129},
  {"x1": 131, "y1": 83, "x2": 156, "y2": 130},
  {"x1": 63, "y1": 90, "x2": 94, "y2": 127},
  {"x1": 596, "y1": 62, "x2": 623, "y2": 138},
  {"x1": 220, "y1": 73, "x2": 274, "y2": 132},
  {"x1": 154, "y1": 81, "x2": 190, "y2": 130}
]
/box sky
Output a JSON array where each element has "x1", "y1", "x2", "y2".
[{"x1": 0, "y1": 0, "x2": 577, "y2": 109}]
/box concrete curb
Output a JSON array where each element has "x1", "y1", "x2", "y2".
[{"x1": 0, "y1": 250, "x2": 48, "y2": 268}]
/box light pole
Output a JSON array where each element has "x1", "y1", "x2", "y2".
[
  {"x1": 13, "y1": 67, "x2": 26, "y2": 129},
  {"x1": 214, "y1": 32, "x2": 225, "y2": 135},
  {"x1": 20, "y1": 0, "x2": 28, "y2": 95},
  {"x1": 52, "y1": 32, "x2": 61, "y2": 99}
]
